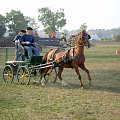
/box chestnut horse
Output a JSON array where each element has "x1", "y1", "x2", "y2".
[{"x1": 42, "y1": 30, "x2": 92, "y2": 89}]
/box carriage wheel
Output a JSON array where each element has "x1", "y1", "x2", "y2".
[
  {"x1": 17, "y1": 66, "x2": 30, "y2": 85},
  {"x1": 30, "y1": 69, "x2": 42, "y2": 82},
  {"x1": 44, "y1": 68, "x2": 57, "y2": 83},
  {"x1": 3, "y1": 65, "x2": 14, "y2": 84}
]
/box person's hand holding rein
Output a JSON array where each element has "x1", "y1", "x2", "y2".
[{"x1": 21, "y1": 41, "x2": 31, "y2": 45}]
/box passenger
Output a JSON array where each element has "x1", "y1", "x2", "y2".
[
  {"x1": 13, "y1": 30, "x2": 26, "y2": 60},
  {"x1": 60, "y1": 32, "x2": 67, "y2": 46},
  {"x1": 20, "y1": 27, "x2": 40, "y2": 59}
]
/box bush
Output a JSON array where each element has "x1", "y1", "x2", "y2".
[
  {"x1": 0, "y1": 36, "x2": 15, "y2": 47},
  {"x1": 113, "y1": 34, "x2": 120, "y2": 41}
]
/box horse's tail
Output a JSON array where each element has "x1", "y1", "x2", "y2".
[{"x1": 42, "y1": 49, "x2": 53, "y2": 64}]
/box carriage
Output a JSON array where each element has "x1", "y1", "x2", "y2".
[
  {"x1": 2, "y1": 55, "x2": 57, "y2": 85},
  {"x1": 2, "y1": 30, "x2": 92, "y2": 88}
]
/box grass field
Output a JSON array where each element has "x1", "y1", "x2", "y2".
[{"x1": 0, "y1": 41, "x2": 120, "y2": 120}]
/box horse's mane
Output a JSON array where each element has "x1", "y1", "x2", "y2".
[{"x1": 66, "y1": 35, "x2": 78, "y2": 46}]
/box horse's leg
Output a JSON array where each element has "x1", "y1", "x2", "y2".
[
  {"x1": 57, "y1": 67, "x2": 63, "y2": 81},
  {"x1": 80, "y1": 64, "x2": 92, "y2": 88},
  {"x1": 74, "y1": 66, "x2": 83, "y2": 89},
  {"x1": 40, "y1": 67, "x2": 49, "y2": 86},
  {"x1": 58, "y1": 67, "x2": 68, "y2": 86}
]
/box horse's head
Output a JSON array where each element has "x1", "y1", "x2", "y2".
[{"x1": 76, "y1": 30, "x2": 91, "y2": 48}]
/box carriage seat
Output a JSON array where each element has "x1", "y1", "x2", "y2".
[{"x1": 30, "y1": 56, "x2": 43, "y2": 65}]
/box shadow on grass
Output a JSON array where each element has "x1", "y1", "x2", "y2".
[
  {"x1": 1, "y1": 67, "x2": 119, "y2": 94},
  {"x1": 66, "y1": 69, "x2": 120, "y2": 93},
  {"x1": 30, "y1": 80, "x2": 120, "y2": 93},
  {"x1": 91, "y1": 84, "x2": 120, "y2": 93},
  {"x1": 86, "y1": 54, "x2": 120, "y2": 59},
  {"x1": 29, "y1": 68, "x2": 120, "y2": 93}
]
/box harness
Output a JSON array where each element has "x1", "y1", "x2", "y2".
[
  {"x1": 49, "y1": 45, "x2": 85, "y2": 66},
  {"x1": 48, "y1": 36, "x2": 86, "y2": 65},
  {"x1": 67, "y1": 44, "x2": 85, "y2": 61}
]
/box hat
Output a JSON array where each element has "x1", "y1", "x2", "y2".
[
  {"x1": 27, "y1": 27, "x2": 33, "y2": 30},
  {"x1": 20, "y1": 30, "x2": 26, "y2": 33}
]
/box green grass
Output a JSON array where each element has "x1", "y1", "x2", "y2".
[{"x1": 0, "y1": 41, "x2": 120, "y2": 120}]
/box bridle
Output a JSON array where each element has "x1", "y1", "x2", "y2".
[{"x1": 66, "y1": 32, "x2": 90, "y2": 48}]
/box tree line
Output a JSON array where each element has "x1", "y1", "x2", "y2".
[
  {"x1": 0, "y1": 7, "x2": 66, "y2": 37},
  {"x1": 88, "y1": 28, "x2": 120, "y2": 41},
  {"x1": 0, "y1": 8, "x2": 120, "y2": 42},
  {"x1": 64, "y1": 23, "x2": 120, "y2": 41}
]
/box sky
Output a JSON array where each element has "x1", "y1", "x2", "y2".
[{"x1": 0, "y1": 0, "x2": 120, "y2": 30}]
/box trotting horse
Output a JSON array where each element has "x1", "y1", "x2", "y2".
[{"x1": 42, "y1": 30, "x2": 92, "y2": 89}]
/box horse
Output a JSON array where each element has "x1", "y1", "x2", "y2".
[{"x1": 42, "y1": 30, "x2": 92, "y2": 89}]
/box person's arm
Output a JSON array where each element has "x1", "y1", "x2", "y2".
[
  {"x1": 31, "y1": 35, "x2": 38, "y2": 47},
  {"x1": 13, "y1": 36, "x2": 18, "y2": 42},
  {"x1": 21, "y1": 41, "x2": 31, "y2": 45},
  {"x1": 32, "y1": 35, "x2": 35, "y2": 43},
  {"x1": 20, "y1": 34, "x2": 31, "y2": 45}
]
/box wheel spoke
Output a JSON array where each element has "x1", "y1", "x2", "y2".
[
  {"x1": 17, "y1": 66, "x2": 30, "y2": 85},
  {"x1": 44, "y1": 68, "x2": 57, "y2": 83}
]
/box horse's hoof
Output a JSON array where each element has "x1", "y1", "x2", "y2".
[
  {"x1": 62, "y1": 81, "x2": 68, "y2": 86},
  {"x1": 41, "y1": 78, "x2": 45, "y2": 86},
  {"x1": 41, "y1": 82, "x2": 45, "y2": 86},
  {"x1": 89, "y1": 85, "x2": 92, "y2": 89},
  {"x1": 80, "y1": 86, "x2": 84, "y2": 89}
]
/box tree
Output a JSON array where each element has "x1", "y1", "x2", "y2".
[
  {"x1": 79, "y1": 23, "x2": 87, "y2": 32},
  {"x1": 0, "y1": 14, "x2": 6, "y2": 37},
  {"x1": 6, "y1": 10, "x2": 28, "y2": 35},
  {"x1": 113, "y1": 34, "x2": 120, "y2": 41},
  {"x1": 38, "y1": 7, "x2": 66, "y2": 34},
  {"x1": 25, "y1": 16, "x2": 40, "y2": 31}
]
